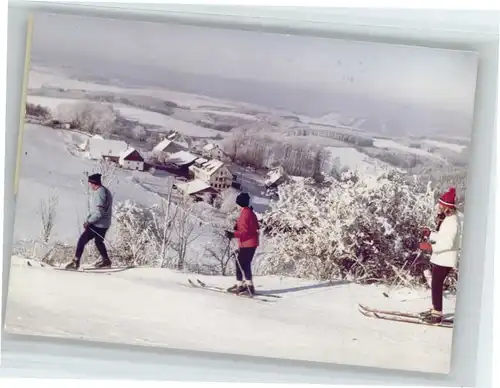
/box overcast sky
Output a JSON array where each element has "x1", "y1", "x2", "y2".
[{"x1": 31, "y1": 12, "x2": 478, "y2": 118}]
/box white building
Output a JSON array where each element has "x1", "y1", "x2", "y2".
[
  {"x1": 119, "y1": 148, "x2": 145, "y2": 171},
  {"x1": 189, "y1": 158, "x2": 232, "y2": 191}
]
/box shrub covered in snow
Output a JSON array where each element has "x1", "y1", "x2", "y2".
[
  {"x1": 260, "y1": 169, "x2": 456, "y2": 289},
  {"x1": 55, "y1": 101, "x2": 117, "y2": 135},
  {"x1": 26, "y1": 102, "x2": 51, "y2": 119}
]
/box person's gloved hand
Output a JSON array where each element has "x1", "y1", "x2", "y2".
[
  {"x1": 225, "y1": 230, "x2": 235, "y2": 239},
  {"x1": 419, "y1": 241, "x2": 433, "y2": 254}
]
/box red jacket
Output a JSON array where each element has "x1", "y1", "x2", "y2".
[{"x1": 234, "y1": 207, "x2": 260, "y2": 248}]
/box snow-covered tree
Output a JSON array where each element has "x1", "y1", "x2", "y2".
[
  {"x1": 131, "y1": 125, "x2": 147, "y2": 141},
  {"x1": 56, "y1": 101, "x2": 117, "y2": 135},
  {"x1": 148, "y1": 179, "x2": 179, "y2": 268},
  {"x1": 260, "y1": 169, "x2": 439, "y2": 285},
  {"x1": 113, "y1": 200, "x2": 155, "y2": 266}
]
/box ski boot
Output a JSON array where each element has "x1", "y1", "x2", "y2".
[
  {"x1": 421, "y1": 310, "x2": 444, "y2": 324},
  {"x1": 418, "y1": 308, "x2": 433, "y2": 318},
  {"x1": 227, "y1": 283, "x2": 246, "y2": 294},
  {"x1": 94, "y1": 258, "x2": 112, "y2": 269},
  {"x1": 65, "y1": 259, "x2": 80, "y2": 270}
]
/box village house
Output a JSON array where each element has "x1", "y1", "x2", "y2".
[
  {"x1": 161, "y1": 150, "x2": 199, "y2": 177},
  {"x1": 152, "y1": 138, "x2": 184, "y2": 155},
  {"x1": 119, "y1": 148, "x2": 145, "y2": 171},
  {"x1": 264, "y1": 166, "x2": 289, "y2": 188},
  {"x1": 175, "y1": 179, "x2": 218, "y2": 203},
  {"x1": 82, "y1": 137, "x2": 129, "y2": 163},
  {"x1": 188, "y1": 158, "x2": 232, "y2": 191},
  {"x1": 201, "y1": 143, "x2": 225, "y2": 160}
]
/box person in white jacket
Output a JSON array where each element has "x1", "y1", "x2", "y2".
[{"x1": 419, "y1": 187, "x2": 461, "y2": 324}]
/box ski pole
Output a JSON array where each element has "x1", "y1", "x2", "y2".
[{"x1": 383, "y1": 250, "x2": 422, "y2": 298}]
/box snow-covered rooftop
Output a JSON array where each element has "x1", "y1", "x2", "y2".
[
  {"x1": 197, "y1": 159, "x2": 224, "y2": 176},
  {"x1": 166, "y1": 151, "x2": 198, "y2": 166},
  {"x1": 88, "y1": 138, "x2": 128, "y2": 159},
  {"x1": 265, "y1": 166, "x2": 286, "y2": 186},
  {"x1": 176, "y1": 179, "x2": 212, "y2": 195},
  {"x1": 153, "y1": 139, "x2": 173, "y2": 153},
  {"x1": 119, "y1": 147, "x2": 142, "y2": 161},
  {"x1": 202, "y1": 143, "x2": 216, "y2": 151}
]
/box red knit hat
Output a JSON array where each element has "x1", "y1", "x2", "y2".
[{"x1": 438, "y1": 187, "x2": 456, "y2": 208}]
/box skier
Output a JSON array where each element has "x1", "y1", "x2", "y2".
[
  {"x1": 419, "y1": 187, "x2": 461, "y2": 324},
  {"x1": 224, "y1": 192, "x2": 260, "y2": 295},
  {"x1": 65, "y1": 173, "x2": 113, "y2": 270}
]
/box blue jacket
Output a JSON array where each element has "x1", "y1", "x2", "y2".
[{"x1": 87, "y1": 186, "x2": 113, "y2": 229}]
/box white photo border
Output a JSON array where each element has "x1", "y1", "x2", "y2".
[{"x1": 1, "y1": 2, "x2": 497, "y2": 387}]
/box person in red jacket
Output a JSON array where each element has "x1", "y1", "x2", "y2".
[{"x1": 225, "y1": 192, "x2": 260, "y2": 295}]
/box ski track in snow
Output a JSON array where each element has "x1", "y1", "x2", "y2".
[{"x1": 6, "y1": 256, "x2": 454, "y2": 374}]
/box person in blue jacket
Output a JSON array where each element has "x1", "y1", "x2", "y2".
[{"x1": 66, "y1": 173, "x2": 113, "y2": 270}]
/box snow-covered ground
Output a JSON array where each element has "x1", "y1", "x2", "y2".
[
  {"x1": 422, "y1": 139, "x2": 466, "y2": 153},
  {"x1": 29, "y1": 66, "x2": 239, "y2": 110},
  {"x1": 373, "y1": 138, "x2": 443, "y2": 160},
  {"x1": 113, "y1": 105, "x2": 219, "y2": 137},
  {"x1": 5, "y1": 255, "x2": 454, "y2": 374},
  {"x1": 326, "y1": 146, "x2": 387, "y2": 173}
]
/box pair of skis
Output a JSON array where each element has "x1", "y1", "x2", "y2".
[
  {"x1": 187, "y1": 278, "x2": 281, "y2": 303},
  {"x1": 358, "y1": 304, "x2": 454, "y2": 328},
  {"x1": 54, "y1": 265, "x2": 135, "y2": 273}
]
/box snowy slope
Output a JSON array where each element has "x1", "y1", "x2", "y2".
[
  {"x1": 14, "y1": 124, "x2": 216, "y2": 247},
  {"x1": 326, "y1": 146, "x2": 388, "y2": 173},
  {"x1": 29, "y1": 67, "x2": 239, "y2": 110},
  {"x1": 115, "y1": 105, "x2": 219, "y2": 137},
  {"x1": 373, "y1": 138, "x2": 444, "y2": 161},
  {"x1": 5, "y1": 255, "x2": 454, "y2": 374}
]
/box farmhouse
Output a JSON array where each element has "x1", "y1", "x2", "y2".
[
  {"x1": 119, "y1": 148, "x2": 145, "y2": 171},
  {"x1": 175, "y1": 179, "x2": 218, "y2": 202},
  {"x1": 189, "y1": 158, "x2": 232, "y2": 191},
  {"x1": 264, "y1": 166, "x2": 288, "y2": 188},
  {"x1": 201, "y1": 143, "x2": 225, "y2": 160},
  {"x1": 86, "y1": 138, "x2": 129, "y2": 162},
  {"x1": 152, "y1": 138, "x2": 183, "y2": 154}
]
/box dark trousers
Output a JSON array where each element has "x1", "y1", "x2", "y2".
[
  {"x1": 235, "y1": 247, "x2": 256, "y2": 282},
  {"x1": 431, "y1": 263, "x2": 452, "y2": 312},
  {"x1": 75, "y1": 226, "x2": 109, "y2": 263}
]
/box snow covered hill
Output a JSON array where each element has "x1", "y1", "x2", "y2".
[
  {"x1": 14, "y1": 124, "x2": 165, "y2": 244},
  {"x1": 5, "y1": 255, "x2": 455, "y2": 374}
]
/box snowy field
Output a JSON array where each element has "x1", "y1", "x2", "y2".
[
  {"x1": 422, "y1": 139, "x2": 467, "y2": 153},
  {"x1": 326, "y1": 146, "x2": 385, "y2": 173},
  {"x1": 5, "y1": 256, "x2": 455, "y2": 374},
  {"x1": 373, "y1": 138, "x2": 444, "y2": 160}
]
